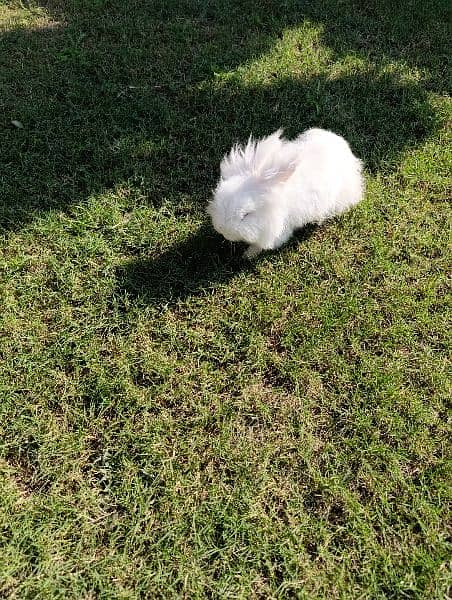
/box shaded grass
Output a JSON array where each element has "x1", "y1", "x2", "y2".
[{"x1": 0, "y1": 0, "x2": 451, "y2": 598}]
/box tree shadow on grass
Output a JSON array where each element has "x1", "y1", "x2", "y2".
[
  {"x1": 303, "y1": 0, "x2": 450, "y2": 95},
  {"x1": 1, "y1": 0, "x2": 448, "y2": 229}
]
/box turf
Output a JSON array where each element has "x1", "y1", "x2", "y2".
[{"x1": 0, "y1": 0, "x2": 451, "y2": 597}]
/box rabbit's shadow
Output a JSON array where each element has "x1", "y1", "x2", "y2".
[{"x1": 117, "y1": 223, "x2": 317, "y2": 307}]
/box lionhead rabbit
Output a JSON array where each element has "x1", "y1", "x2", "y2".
[{"x1": 207, "y1": 128, "x2": 364, "y2": 258}]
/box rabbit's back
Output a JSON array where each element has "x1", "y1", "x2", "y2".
[{"x1": 286, "y1": 129, "x2": 363, "y2": 225}]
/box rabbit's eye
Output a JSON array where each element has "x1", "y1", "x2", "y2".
[{"x1": 241, "y1": 212, "x2": 251, "y2": 220}]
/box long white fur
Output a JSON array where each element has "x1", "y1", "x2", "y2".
[{"x1": 207, "y1": 128, "x2": 364, "y2": 258}]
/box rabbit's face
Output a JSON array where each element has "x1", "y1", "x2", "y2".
[
  {"x1": 208, "y1": 129, "x2": 298, "y2": 249},
  {"x1": 207, "y1": 176, "x2": 263, "y2": 245}
]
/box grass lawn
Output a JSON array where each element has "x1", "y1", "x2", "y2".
[{"x1": 0, "y1": 0, "x2": 451, "y2": 597}]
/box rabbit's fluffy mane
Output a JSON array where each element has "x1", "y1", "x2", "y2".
[{"x1": 219, "y1": 129, "x2": 298, "y2": 183}]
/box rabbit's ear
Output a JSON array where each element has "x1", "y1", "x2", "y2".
[
  {"x1": 261, "y1": 160, "x2": 298, "y2": 184},
  {"x1": 253, "y1": 132, "x2": 299, "y2": 184}
]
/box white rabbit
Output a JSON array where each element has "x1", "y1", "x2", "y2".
[{"x1": 207, "y1": 128, "x2": 364, "y2": 258}]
